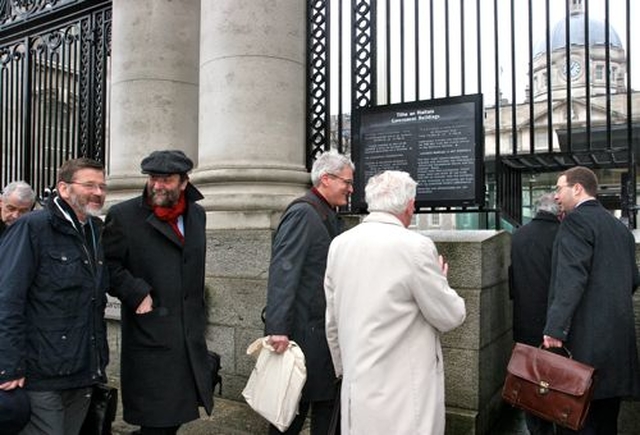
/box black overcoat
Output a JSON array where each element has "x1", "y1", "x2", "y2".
[
  {"x1": 509, "y1": 211, "x2": 560, "y2": 345},
  {"x1": 544, "y1": 200, "x2": 640, "y2": 400},
  {"x1": 265, "y1": 190, "x2": 339, "y2": 402},
  {"x1": 103, "y1": 184, "x2": 213, "y2": 426}
]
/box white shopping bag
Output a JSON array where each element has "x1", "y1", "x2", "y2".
[{"x1": 242, "y1": 337, "x2": 307, "y2": 432}]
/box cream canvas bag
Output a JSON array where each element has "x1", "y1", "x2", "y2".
[{"x1": 242, "y1": 337, "x2": 307, "y2": 432}]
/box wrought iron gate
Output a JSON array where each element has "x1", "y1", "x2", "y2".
[
  {"x1": 307, "y1": 0, "x2": 638, "y2": 228},
  {"x1": 0, "y1": 0, "x2": 111, "y2": 200}
]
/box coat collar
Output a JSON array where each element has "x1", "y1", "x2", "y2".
[
  {"x1": 46, "y1": 194, "x2": 90, "y2": 237},
  {"x1": 363, "y1": 211, "x2": 404, "y2": 227},
  {"x1": 137, "y1": 182, "x2": 203, "y2": 248},
  {"x1": 533, "y1": 210, "x2": 559, "y2": 223}
]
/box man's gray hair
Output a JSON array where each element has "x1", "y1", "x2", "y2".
[
  {"x1": 310, "y1": 150, "x2": 355, "y2": 186},
  {"x1": 365, "y1": 170, "x2": 417, "y2": 215},
  {"x1": 2, "y1": 180, "x2": 36, "y2": 205},
  {"x1": 534, "y1": 192, "x2": 559, "y2": 215}
]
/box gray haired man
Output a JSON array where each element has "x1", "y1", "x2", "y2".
[
  {"x1": 0, "y1": 181, "x2": 36, "y2": 238},
  {"x1": 509, "y1": 192, "x2": 560, "y2": 435},
  {"x1": 264, "y1": 150, "x2": 354, "y2": 435}
]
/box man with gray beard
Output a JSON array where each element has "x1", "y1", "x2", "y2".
[
  {"x1": 0, "y1": 158, "x2": 110, "y2": 435},
  {"x1": 103, "y1": 150, "x2": 213, "y2": 434}
]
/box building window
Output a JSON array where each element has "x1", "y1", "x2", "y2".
[{"x1": 595, "y1": 64, "x2": 604, "y2": 80}]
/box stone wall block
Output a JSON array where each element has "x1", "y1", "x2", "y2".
[
  {"x1": 207, "y1": 277, "x2": 266, "y2": 330},
  {"x1": 236, "y1": 327, "x2": 267, "y2": 377},
  {"x1": 206, "y1": 230, "x2": 272, "y2": 278},
  {"x1": 444, "y1": 348, "x2": 479, "y2": 409},
  {"x1": 206, "y1": 325, "x2": 235, "y2": 373},
  {"x1": 442, "y1": 288, "x2": 480, "y2": 350}
]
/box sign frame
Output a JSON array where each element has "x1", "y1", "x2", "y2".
[{"x1": 351, "y1": 94, "x2": 485, "y2": 212}]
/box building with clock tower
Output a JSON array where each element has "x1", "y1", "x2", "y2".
[
  {"x1": 476, "y1": 0, "x2": 639, "y2": 228},
  {"x1": 530, "y1": 0, "x2": 627, "y2": 103}
]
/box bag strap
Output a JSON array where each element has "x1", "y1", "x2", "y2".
[{"x1": 284, "y1": 196, "x2": 338, "y2": 239}]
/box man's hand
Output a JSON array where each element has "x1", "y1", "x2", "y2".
[
  {"x1": 136, "y1": 294, "x2": 153, "y2": 314},
  {"x1": 543, "y1": 335, "x2": 563, "y2": 348},
  {"x1": 267, "y1": 335, "x2": 290, "y2": 354},
  {"x1": 439, "y1": 255, "x2": 449, "y2": 277},
  {"x1": 0, "y1": 377, "x2": 25, "y2": 390}
]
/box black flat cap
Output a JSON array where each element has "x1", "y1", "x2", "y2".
[
  {"x1": 0, "y1": 389, "x2": 31, "y2": 433},
  {"x1": 140, "y1": 150, "x2": 193, "y2": 175}
]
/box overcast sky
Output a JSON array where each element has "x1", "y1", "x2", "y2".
[{"x1": 330, "y1": 0, "x2": 637, "y2": 111}]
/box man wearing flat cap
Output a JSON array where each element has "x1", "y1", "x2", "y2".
[{"x1": 103, "y1": 150, "x2": 213, "y2": 434}]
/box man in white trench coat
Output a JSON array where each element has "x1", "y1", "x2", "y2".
[{"x1": 324, "y1": 170, "x2": 466, "y2": 435}]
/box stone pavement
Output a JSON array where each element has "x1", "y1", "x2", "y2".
[{"x1": 111, "y1": 397, "x2": 528, "y2": 435}]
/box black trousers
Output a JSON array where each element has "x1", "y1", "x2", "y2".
[
  {"x1": 268, "y1": 400, "x2": 334, "y2": 435},
  {"x1": 556, "y1": 397, "x2": 621, "y2": 435},
  {"x1": 525, "y1": 412, "x2": 556, "y2": 435}
]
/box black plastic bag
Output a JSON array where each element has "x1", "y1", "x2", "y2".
[
  {"x1": 79, "y1": 384, "x2": 118, "y2": 435},
  {"x1": 208, "y1": 351, "x2": 223, "y2": 395}
]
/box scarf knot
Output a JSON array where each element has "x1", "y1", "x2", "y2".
[{"x1": 152, "y1": 192, "x2": 186, "y2": 242}]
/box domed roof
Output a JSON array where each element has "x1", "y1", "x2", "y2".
[{"x1": 534, "y1": 11, "x2": 623, "y2": 57}]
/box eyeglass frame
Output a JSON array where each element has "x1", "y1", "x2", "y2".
[
  {"x1": 326, "y1": 173, "x2": 354, "y2": 187},
  {"x1": 554, "y1": 183, "x2": 574, "y2": 194},
  {"x1": 68, "y1": 181, "x2": 109, "y2": 192}
]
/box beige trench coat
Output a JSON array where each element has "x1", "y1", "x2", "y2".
[{"x1": 325, "y1": 212, "x2": 466, "y2": 435}]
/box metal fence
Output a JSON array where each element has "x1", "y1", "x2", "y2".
[
  {"x1": 0, "y1": 0, "x2": 111, "y2": 201},
  {"x1": 306, "y1": 0, "x2": 638, "y2": 228}
]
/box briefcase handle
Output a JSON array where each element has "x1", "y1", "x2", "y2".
[{"x1": 539, "y1": 344, "x2": 572, "y2": 359}]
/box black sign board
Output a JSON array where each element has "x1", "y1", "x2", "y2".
[{"x1": 352, "y1": 94, "x2": 484, "y2": 211}]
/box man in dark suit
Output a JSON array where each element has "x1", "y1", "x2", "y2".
[
  {"x1": 265, "y1": 150, "x2": 354, "y2": 435},
  {"x1": 509, "y1": 192, "x2": 560, "y2": 435},
  {"x1": 103, "y1": 150, "x2": 213, "y2": 434},
  {"x1": 543, "y1": 166, "x2": 640, "y2": 434}
]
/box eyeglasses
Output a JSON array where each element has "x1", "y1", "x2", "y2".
[
  {"x1": 69, "y1": 181, "x2": 108, "y2": 192},
  {"x1": 555, "y1": 184, "x2": 573, "y2": 194},
  {"x1": 327, "y1": 173, "x2": 354, "y2": 187}
]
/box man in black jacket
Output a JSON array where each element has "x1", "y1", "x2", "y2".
[
  {"x1": 103, "y1": 150, "x2": 213, "y2": 435},
  {"x1": 0, "y1": 158, "x2": 110, "y2": 435},
  {"x1": 509, "y1": 192, "x2": 560, "y2": 435},
  {"x1": 265, "y1": 150, "x2": 354, "y2": 435}
]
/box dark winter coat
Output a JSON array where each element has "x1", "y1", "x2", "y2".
[
  {"x1": 544, "y1": 200, "x2": 640, "y2": 400},
  {"x1": 103, "y1": 184, "x2": 213, "y2": 427},
  {"x1": 0, "y1": 196, "x2": 109, "y2": 391},
  {"x1": 265, "y1": 190, "x2": 340, "y2": 402},
  {"x1": 509, "y1": 211, "x2": 560, "y2": 345}
]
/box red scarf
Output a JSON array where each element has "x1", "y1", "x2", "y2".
[{"x1": 152, "y1": 192, "x2": 187, "y2": 243}]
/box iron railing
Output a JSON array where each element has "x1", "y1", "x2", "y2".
[
  {"x1": 0, "y1": 0, "x2": 111, "y2": 201},
  {"x1": 307, "y1": 0, "x2": 638, "y2": 228}
]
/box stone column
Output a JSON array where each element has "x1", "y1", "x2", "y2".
[
  {"x1": 197, "y1": 1, "x2": 308, "y2": 400},
  {"x1": 107, "y1": 0, "x2": 200, "y2": 201},
  {"x1": 196, "y1": 0, "x2": 309, "y2": 227}
]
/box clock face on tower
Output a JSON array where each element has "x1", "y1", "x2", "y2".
[{"x1": 564, "y1": 60, "x2": 582, "y2": 80}]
